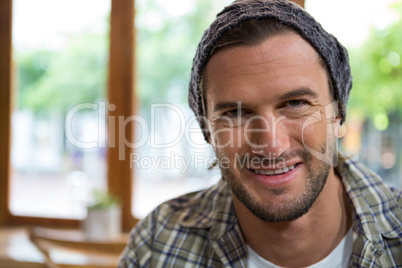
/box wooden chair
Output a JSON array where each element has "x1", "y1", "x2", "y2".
[{"x1": 28, "y1": 226, "x2": 129, "y2": 268}]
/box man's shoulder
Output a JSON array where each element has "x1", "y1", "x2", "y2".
[
  {"x1": 118, "y1": 179, "x2": 234, "y2": 267},
  {"x1": 341, "y1": 156, "x2": 402, "y2": 266},
  {"x1": 128, "y1": 178, "x2": 233, "y2": 243},
  {"x1": 147, "y1": 178, "x2": 232, "y2": 227},
  {"x1": 341, "y1": 156, "x2": 401, "y2": 215},
  {"x1": 341, "y1": 155, "x2": 402, "y2": 223},
  {"x1": 341, "y1": 156, "x2": 401, "y2": 203}
]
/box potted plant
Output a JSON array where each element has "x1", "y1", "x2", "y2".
[{"x1": 82, "y1": 189, "x2": 122, "y2": 239}]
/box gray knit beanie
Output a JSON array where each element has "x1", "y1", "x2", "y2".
[{"x1": 188, "y1": 0, "x2": 352, "y2": 141}]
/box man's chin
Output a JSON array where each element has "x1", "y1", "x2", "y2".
[
  {"x1": 233, "y1": 188, "x2": 314, "y2": 223},
  {"x1": 225, "y1": 168, "x2": 330, "y2": 223}
]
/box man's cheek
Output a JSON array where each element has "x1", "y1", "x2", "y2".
[{"x1": 210, "y1": 126, "x2": 242, "y2": 149}]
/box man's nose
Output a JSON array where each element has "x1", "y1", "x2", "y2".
[{"x1": 247, "y1": 115, "x2": 290, "y2": 158}]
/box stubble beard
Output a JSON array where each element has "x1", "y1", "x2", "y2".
[{"x1": 216, "y1": 143, "x2": 335, "y2": 223}]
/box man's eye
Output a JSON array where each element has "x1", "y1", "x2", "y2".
[
  {"x1": 286, "y1": 99, "x2": 308, "y2": 107},
  {"x1": 223, "y1": 109, "x2": 242, "y2": 117}
]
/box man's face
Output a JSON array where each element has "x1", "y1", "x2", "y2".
[{"x1": 204, "y1": 33, "x2": 340, "y2": 222}]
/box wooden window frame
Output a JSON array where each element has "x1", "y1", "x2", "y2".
[
  {"x1": 0, "y1": 0, "x2": 13, "y2": 227},
  {"x1": 0, "y1": 0, "x2": 138, "y2": 231}
]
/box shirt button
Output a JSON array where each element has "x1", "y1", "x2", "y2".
[{"x1": 209, "y1": 227, "x2": 220, "y2": 240}]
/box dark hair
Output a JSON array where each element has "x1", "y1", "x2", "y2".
[{"x1": 210, "y1": 19, "x2": 294, "y2": 55}]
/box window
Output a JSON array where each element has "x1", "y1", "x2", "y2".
[
  {"x1": 0, "y1": 0, "x2": 137, "y2": 229},
  {"x1": 10, "y1": 0, "x2": 110, "y2": 220}
]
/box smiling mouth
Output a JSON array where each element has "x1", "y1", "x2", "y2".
[{"x1": 250, "y1": 163, "x2": 301, "y2": 176}]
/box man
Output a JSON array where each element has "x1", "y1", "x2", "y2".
[{"x1": 119, "y1": 0, "x2": 402, "y2": 267}]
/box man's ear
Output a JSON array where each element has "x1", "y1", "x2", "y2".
[
  {"x1": 204, "y1": 116, "x2": 213, "y2": 144},
  {"x1": 333, "y1": 118, "x2": 343, "y2": 138}
]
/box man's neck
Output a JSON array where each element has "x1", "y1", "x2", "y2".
[{"x1": 233, "y1": 168, "x2": 353, "y2": 267}]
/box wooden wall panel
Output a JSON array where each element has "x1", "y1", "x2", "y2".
[
  {"x1": 291, "y1": 0, "x2": 305, "y2": 8},
  {"x1": 107, "y1": 0, "x2": 138, "y2": 231},
  {"x1": 0, "y1": 0, "x2": 13, "y2": 225}
]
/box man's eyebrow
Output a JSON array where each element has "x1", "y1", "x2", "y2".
[
  {"x1": 213, "y1": 102, "x2": 241, "y2": 113},
  {"x1": 278, "y1": 88, "x2": 319, "y2": 101},
  {"x1": 212, "y1": 88, "x2": 319, "y2": 113}
]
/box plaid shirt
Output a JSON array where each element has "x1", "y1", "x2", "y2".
[{"x1": 119, "y1": 158, "x2": 402, "y2": 267}]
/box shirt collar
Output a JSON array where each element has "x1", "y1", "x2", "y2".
[{"x1": 177, "y1": 179, "x2": 237, "y2": 232}]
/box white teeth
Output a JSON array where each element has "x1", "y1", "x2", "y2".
[
  {"x1": 254, "y1": 164, "x2": 296, "y2": 175},
  {"x1": 288, "y1": 165, "x2": 295, "y2": 170}
]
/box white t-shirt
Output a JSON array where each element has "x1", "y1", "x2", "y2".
[{"x1": 246, "y1": 228, "x2": 353, "y2": 268}]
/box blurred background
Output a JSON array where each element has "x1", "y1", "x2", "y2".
[{"x1": 8, "y1": 0, "x2": 402, "y2": 222}]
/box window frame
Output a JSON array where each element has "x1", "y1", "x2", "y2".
[{"x1": 0, "y1": 0, "x2": 138, "y2": 230}]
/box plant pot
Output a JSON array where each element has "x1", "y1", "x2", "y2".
[{"x1": 82, "y1": 205, "x2": 122, "y2": 239}]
